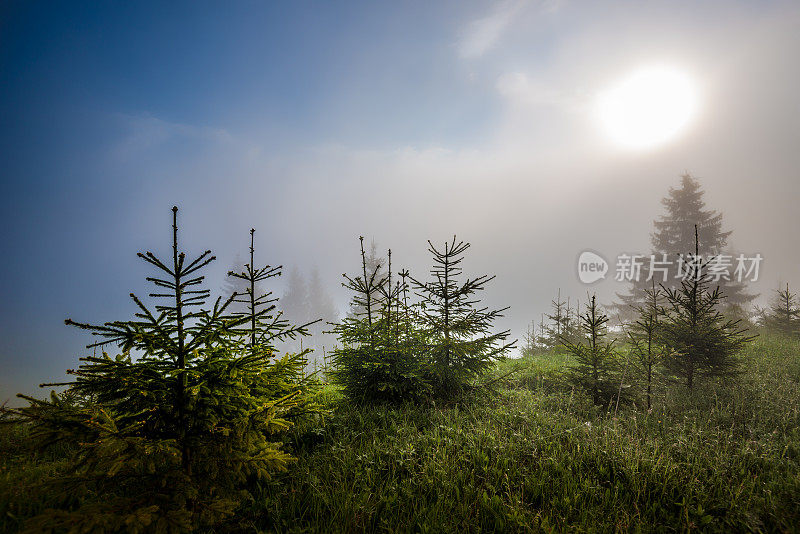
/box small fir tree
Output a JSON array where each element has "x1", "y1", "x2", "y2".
[
  {"x1": 344, "y1": 238, "x2": 387, "y2": 319},
  {"x1": 376, "y1": 250, "x2": 430, "y2": 400},
  {"x1": 397, "y1": 267, "x2": 429, "y2": 382},
  {"x1": 626, "y1": 279, "x2": 667, "y2": 410},
  {"x1": 563, "y1": 294, "x2": 621, "y2": 406},
  {"x1": 229, "y1": 229, "x2": 284, "y2": 350},
  {"x1": 660, "y1": 226, "x2": 755, "y2": 389},
  {"x1": 521, "y1": 320, "x2": 537, "y2": 357},
  {"x1": 331, "y1": 238, "x2": 427, "y2": 402},
  {"x1": 760, "y1": 283, "x2": 800, "y2": 338},
  {"x1": 546, "y1": 289, "x2": 567, "y2": 341},
  {"x1": 2, "y1": 208, "x2": 313, "y2": 532},
  {"x1": 411, "y1": 236, "x2": 515, "y2": 399},
  {"x1": 227, "y1": 228, "x2": 321, "y2": 416}
]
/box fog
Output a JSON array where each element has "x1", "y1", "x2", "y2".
[{"x1": 2, "y1": 0, "x2": 799, "y2": 402}]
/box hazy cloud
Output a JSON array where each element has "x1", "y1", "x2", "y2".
[
  {"x1": 496, "y1": 71, "x2": 586, "y2": 112},
  {"x1": 458, "y1": 0, "x2": 565, "y2": 59},
  {"x1": 111, "y1": 113, "x2": 235, "y2": 160},
  {"x1": 458, "y1": 0, "x2": 527, "y2": 59}
]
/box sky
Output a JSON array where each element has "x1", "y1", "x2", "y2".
[{"x1": 2, "y1": 0, "x2": 799, "y2": 403}]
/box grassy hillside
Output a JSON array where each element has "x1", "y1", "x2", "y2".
[{"x1": 3, "y1": 334, "x2": 800, "y2": 532}]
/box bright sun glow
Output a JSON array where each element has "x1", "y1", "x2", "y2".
[{"x1": 596, "y1": 66, "x2": 699, "y2": 150}]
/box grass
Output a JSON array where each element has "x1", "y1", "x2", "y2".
[{"x1": 2, "y1": 334, "x2": 800, "y2": 532}]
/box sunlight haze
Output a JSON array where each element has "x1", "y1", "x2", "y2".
[{"x1": 596, "y1": 65, "x2": 699, "y2": 150}]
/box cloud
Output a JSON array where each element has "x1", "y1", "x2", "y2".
[
  {"x1": 458, "y1": 0, "x2": 565, "y2": 59},
  {"x1": 110, "y1": 113, "x2": 235, "y2": 159},
  {"x1": 496, "y1": 71, "x2": 586, "y2": 112},
  {"x1": 458, "y1": 0, "x2": 527, "y2": 59}
]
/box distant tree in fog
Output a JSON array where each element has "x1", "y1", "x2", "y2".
[
  {"x1": 280, "y1": 266, "x2": 339, "y2": 366},
  {"x1": 543, "y1": 290, "x2": 582, "y2": 349},
  {"x1": 521, "y1": 321, "x2": 537, "y2": 357},
  {"x1": 653, "y1": 174, "x2": 731, "y2": 255},
  {"x1": 306, "y1": 267, "x2": 339, "y2": 357},
  {"x1": 546, "y1": 289, "x2": 566, "y2": 340},
  {"x1": 308, "y1": 268, "x2": 338, "y2": 328},
  {"x1": 281, "y1": 267, "x2": 310, "y2": 326},
  {"x1": 614, "y1": 173, "x2": 756, "y2": 321}
]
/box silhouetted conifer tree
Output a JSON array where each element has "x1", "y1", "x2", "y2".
[
  {"x1": 229, "y1": 229, "x2": 282, "y2": 350},
  {"x1": 222, "y1": 254, "x2": 261, "y2": 310},
  {"x1": 227, "y1": 229, "x2": 321, "y2": 416}
]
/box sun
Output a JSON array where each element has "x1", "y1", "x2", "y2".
[{"x1": 596, "y1": 65, "x2": 699, "y2": 150}]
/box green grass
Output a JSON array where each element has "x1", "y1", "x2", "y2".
[
  {"x1": 0, "y1": 423, "x2": 77, "y2": 531},
  {"x1": 3, "y1": 334, "x2": 800, "y2": 532}
]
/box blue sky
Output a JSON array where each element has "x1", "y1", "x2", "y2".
[{"x1": 2, "y1": 0, "x2": 799, "y2": 402}]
